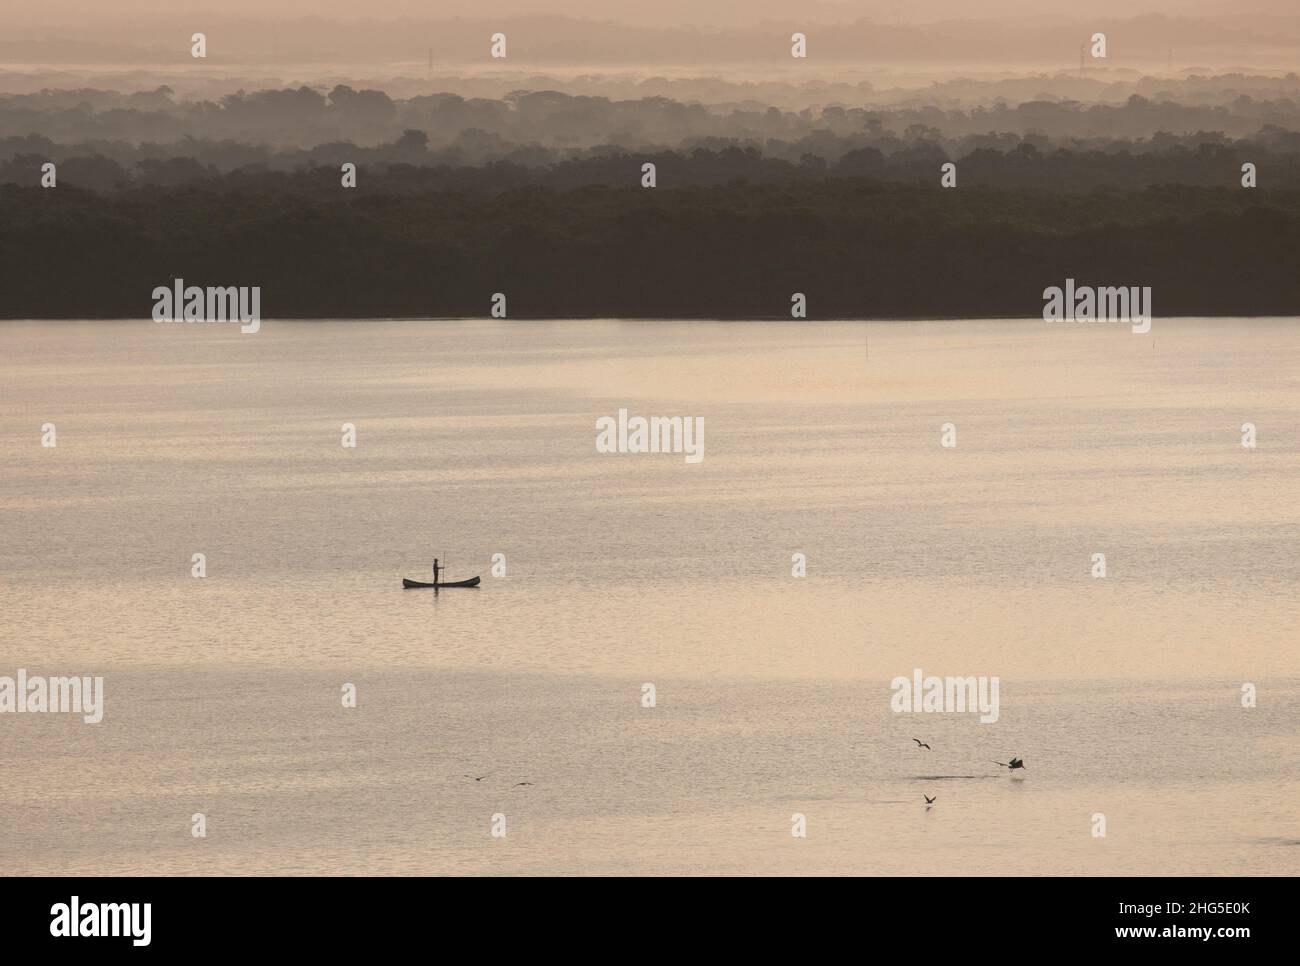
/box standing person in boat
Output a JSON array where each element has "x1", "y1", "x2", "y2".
[{"x1": 432, "y1": 558, "x2": 441, "y2": 587}]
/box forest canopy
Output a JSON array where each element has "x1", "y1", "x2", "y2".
[{"x1": 3, "y1": 80, "x2": 1298, "y2": 319}]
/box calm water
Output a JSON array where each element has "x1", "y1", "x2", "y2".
[{"x1": 1, "y1": 317, "x2": 1297, "y2": 875}]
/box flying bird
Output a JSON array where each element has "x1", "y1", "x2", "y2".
[
  {"x1": 912, "y1": 738, "x2": 931, "y2": 750},
  {"x1": 993, "y1": 758, "x2": 1026, "y2": 770},
  {"x1": 924, "y1": 794, "x2": 936, "y2": 805},
  {"x1": 514, "y1": 782, "x2": 534, "y2": 787},
  {"x1": 462, "y1": 774, "x2": 490, "y2": 782}
]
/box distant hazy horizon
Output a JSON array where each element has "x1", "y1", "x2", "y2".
[
  {"x1": 5, "y1": 0, "x2": 1299, "y2": 26},
  {"x1": 3, "y1": 3, "x2": 1299, "y2": 77}
]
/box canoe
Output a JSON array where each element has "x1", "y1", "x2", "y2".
[{"x1": 402, "y1": 576, "x2": 481, "y2": 589}]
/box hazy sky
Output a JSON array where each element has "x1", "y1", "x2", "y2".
[
  {"x1": 4, "y1": 0, "x2": 1294, "y2": 77},
  {"x1": 3, "y1": 0, "x2": 1287, "y2": 27}
]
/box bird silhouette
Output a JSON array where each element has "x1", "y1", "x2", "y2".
[
  {"x1": 514, "y1": 782, "x2": 534, "y2": 787},
  {"x1": 993, "y1": 758, "x2": 1026, "y2": 770},
  {"x1": 912, "y1": 738, "x2": 931, "y2": 750},
  {"x1": 462, "y1": 774, "x2": 490, "y2": 782},
  {"x1": 924, "y1": 794, "x2": 936, "y2": 805}
]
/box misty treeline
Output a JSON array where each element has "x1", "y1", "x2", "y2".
[
  {"x1": 6, "y1": 86, "x2": 1300, "y2": 192},
  {"x1": 6, "y1": 82, "x2": 1300, "y2": 152},
  {"x1": 3, "y1": 179, "x2": 1297, "y2": 319},
  {"x1": 5, "y1": 78, "x2": 1300, "y2": 319},
  {"x1": 5, "y1": 68, "x2": 1299, "y2": 113}
]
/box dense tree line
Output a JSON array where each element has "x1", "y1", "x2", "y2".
[
  {"x1": 5, "y1": 138, "x2": 1300, "y2": 193},
  {"x1": 2, "y1": 175, "x2": 1296, "y2": 319},
  {"x1": 6, "y1": 85, "x2": 1300, "y2": 154}
]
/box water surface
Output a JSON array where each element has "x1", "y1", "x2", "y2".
[{"x1": 1, "y1": 318, "x2": 1296, "y2": 874}]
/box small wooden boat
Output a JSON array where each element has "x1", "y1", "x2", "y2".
[{"x1": 403, "y1": 576, "x2": 480, "y2": 589}]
